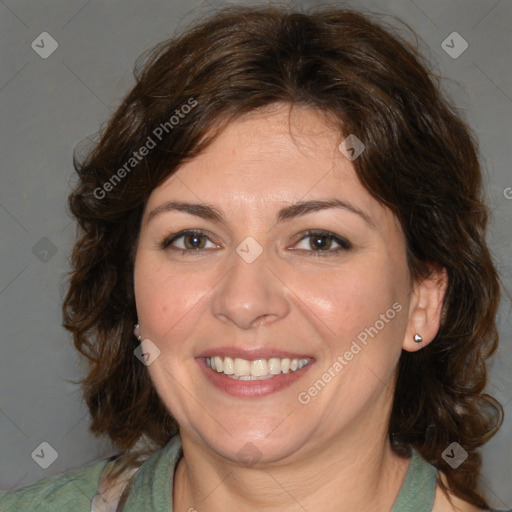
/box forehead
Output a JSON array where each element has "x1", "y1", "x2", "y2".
[{"x1": 145, "y1": 105, "x2": 398, "y2": 232}]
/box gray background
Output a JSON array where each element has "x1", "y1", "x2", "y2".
[{"x1": 0, "y1": 0, "x2": 511, "y2": 508}]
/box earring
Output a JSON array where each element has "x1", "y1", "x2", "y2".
[
  {"x1": 413, "y1": 334, "x2": 423, "y2": 343},
  {"x1": 134, "y1": 324, "x2": 141, "y2": 341}
]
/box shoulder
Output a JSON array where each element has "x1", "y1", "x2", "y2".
[
  {"x1": 0, "y1": 457, "x2": 110, "y2": 511},
  {"x1": 433, "y1": 472, "x2": 512, "y2": 512}
]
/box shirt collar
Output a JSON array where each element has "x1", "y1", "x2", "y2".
[{"x1": 123, "y1": 435, "x2": 437, "y2": 511}]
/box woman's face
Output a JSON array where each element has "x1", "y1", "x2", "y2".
[{"x1": 134, "y1": 104, "x2": 419, "y2": 465}]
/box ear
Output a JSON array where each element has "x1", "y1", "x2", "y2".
[{"x1": 403, "y1": 266, "x2": 448, "y2": 352}]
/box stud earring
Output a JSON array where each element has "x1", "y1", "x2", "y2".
[
  {"x1": 413, "y1": 334, "x2": 423, "y2": 343},
  {"x1": 134, "y1": 324, "x2": 141, "y2": 341}
]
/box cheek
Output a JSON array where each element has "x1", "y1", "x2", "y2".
[
  {"x1": 295, "y1": 265, "x2": 408, "y2": 411},
  {"x1": 292, "y1": 254, "x2": 409, "y2": 376},
  {"x1": 300, "y1": 266, "x2": 399, "y2": 333},
  {"x1": 133, "y1": 251, "x2": 215, "y2": 350}
]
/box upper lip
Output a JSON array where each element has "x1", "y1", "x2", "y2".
[{"x1": 195, "y1": 346, "x2": 314, "y2": 360}]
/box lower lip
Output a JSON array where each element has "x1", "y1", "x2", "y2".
[{"x1": 197, "y1": 358, "x2": 314, "y2": 398}]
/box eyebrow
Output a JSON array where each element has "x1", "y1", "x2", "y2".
[{"x1": 147, "y1": 199, "x2": 375, "y2": 228}]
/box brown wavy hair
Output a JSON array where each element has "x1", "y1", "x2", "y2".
[{"x1": 63, "y1": 4, "x2": 504, "y2": 509}]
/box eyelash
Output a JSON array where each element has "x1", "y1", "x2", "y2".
[
  {"x1": 295, "y1": 230, "x2": 352, "y2": 255},
  {"x1": 160, "y1": 229, "x2": 352, "y2": 257}
]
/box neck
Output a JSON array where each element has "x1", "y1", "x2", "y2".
[{"x1": 173, "y1": 400, "x2": 410, "y2": 512}]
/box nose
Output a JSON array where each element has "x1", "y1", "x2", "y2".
[{"x1": 210, "y1": 246, "x2": 290, "y2": 330}]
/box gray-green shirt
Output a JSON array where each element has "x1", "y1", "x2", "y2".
[{"x1": 0, "y1": 435, "x2": 508, "y2": 511}]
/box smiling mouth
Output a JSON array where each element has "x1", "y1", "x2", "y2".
[{"x1": 205, "y1": 356, "x2": 313, "y2": 380}]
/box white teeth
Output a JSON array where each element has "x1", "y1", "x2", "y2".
[
  {"x1": 297, "y1": 358, "x2": 308, "y2": 369},
  {"x1": 251, "y1": 359, "x2": 268, "y2": 377},
  {"x1": 268, "y1": 358, "x2": 282, "y2": 375},
  {"x1": 223, "y1": 356, "x2": 234, "y2": 375},
  {"x1": 205, "y1": 356, "x2": 311, "y2": 378},
  {"x1": 234, "y1": 358, "x2": 251, "y2": 377},
  {"x1": 214, "y1": 356, "x2": 224, "y2": 373}
]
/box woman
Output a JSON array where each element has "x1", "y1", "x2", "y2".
[{"x1": 0, "y1": 5, "x2": 509, "y2": 512}]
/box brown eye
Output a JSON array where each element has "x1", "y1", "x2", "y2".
[
  {"x1": 294, "y1": 230, "x2": 351, "y2": 255},
  {"x1": 183, "y1": 233, "x2": 207, "y2": 249},
  {"x1": 309, "y1": 234, "x2": 333, "y2": 251},
  {"x1": 161, "y1": 230, "x2": 218, "y2": 251}
]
